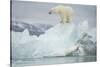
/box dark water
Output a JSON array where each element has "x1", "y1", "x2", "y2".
[{"x1": 12, "y1": 56, "x2": 96, "y2": 67}]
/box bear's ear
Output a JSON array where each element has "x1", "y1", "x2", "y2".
[{"x1": 53, "y1": 8, "x2": 61, "y2": 14}]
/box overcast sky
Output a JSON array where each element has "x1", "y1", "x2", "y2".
[{"x1": 11, "y1": 1, "x2": 96, "y2": 28}]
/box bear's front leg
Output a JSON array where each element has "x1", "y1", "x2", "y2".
[
  {"x1": 63, "y1": 18, "x2": 67, "y2": 24},
  {"x1": 60, "y1": 20, "x2": 63, "y2": 23},
  {"x1": 60, "y1": 16, "x2": 67, "y2": 24},
  {"x1": 66, "y1": 17, "x2": 70, "y2": 23}
]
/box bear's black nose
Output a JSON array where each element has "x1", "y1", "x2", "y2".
[{"x1": 48, "y1": 11, "x2": 52, "y2": 14}]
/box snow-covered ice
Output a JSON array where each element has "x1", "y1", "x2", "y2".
[{"x1": 11, "y1": 20, "x2": 96, "y2": 59}]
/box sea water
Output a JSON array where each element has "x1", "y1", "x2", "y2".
[{"x1": 12, "y1": 56, "x2": 96, "y2": 67}]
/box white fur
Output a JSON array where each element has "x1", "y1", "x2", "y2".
[{"x1": 49, "y1": 5, "x2": 74, "y2": 23}]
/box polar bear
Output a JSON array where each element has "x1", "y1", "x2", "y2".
[{"x1": 49, "y1": 5, "x2": 74, "y2": 23}]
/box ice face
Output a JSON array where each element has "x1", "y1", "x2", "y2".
[{"x1": 11, "y1": 20, "x2": 96, "y2": 59}]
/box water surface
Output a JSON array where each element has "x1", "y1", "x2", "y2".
[{"x1": 12, "y1": 56, "x2": 96, "y2": 67}]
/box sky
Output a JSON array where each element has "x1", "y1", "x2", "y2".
[{"x1": 11, "y1": 0, "x2": 96, "y2": 28}]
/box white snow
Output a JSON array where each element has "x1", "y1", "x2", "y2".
[{"x1": 11, "y1": 20, "x2": 96, "y2": 59}]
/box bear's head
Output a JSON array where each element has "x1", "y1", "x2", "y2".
[{"x1": 49, "y1": 5, "x2": 65, "y2": 14}]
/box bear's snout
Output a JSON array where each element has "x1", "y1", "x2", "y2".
[{"x1": 48, "y1": 11, "x2": 52, "y2": 14}]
